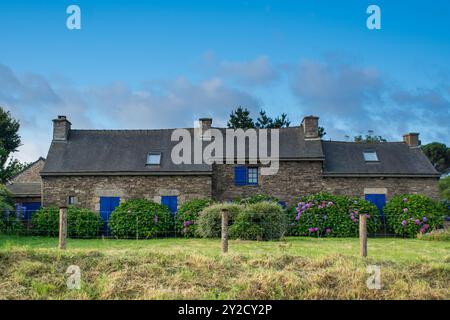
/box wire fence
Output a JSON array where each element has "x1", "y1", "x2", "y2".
[{"x1": 1, "y1": 208, "x2": 447, "y2": 240}]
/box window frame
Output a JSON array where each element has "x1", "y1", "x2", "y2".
[
  {"x1": 146, "y1": 152, "x2": 162, "y2": 165},
  {"x1": 247, "y1": 167, "x2": 259, "y2": 185},
  {"x1": 68, "y1": 196, "x2": 77, "y2": 205},
  {"x1": 363, "y1": 151, "x2": 379, "y2": 162}
]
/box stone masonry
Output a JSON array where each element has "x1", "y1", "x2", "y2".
[{"x1": 42, "y1": 175, "x2": 211, "y2": 211}]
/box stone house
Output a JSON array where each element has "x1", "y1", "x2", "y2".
[
  {"x1": 41, "y1": 115, "x2": 439, "y2": 223},
  {"x1": 6, "y1": 157, "x2": 45, "y2": 218}
]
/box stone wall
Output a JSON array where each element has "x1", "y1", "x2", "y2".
[
  {"x1": 322, "y1": 176, "x2": 440, "y2": 200},
  {"x1": 42, "y1": 175, "x2": 212, "y2": 211},
  {"x1": 212, "y1": 161, "x2": 324, "y2": 204},
  {"x1": 13, "y1": 159, "x2": 45, "y2": 183},
  {"x1": 212, "y1": 162, "x2": 440, "y2": 204}
]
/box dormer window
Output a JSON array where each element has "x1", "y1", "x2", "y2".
[
  {"x1": 363, "y1": 151, "x2": 378, "y2": 162},
  {"x1": 147, "y1": 152, "x2": 161, "y2": 165}
]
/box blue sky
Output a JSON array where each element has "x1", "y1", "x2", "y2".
[{"x1": 0, "y1": 0, "x2": 449, "y2": 162}]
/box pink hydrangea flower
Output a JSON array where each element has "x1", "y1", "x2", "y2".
[{"x1": 403, "y1": 208, "x2": 408, "y2": 213}]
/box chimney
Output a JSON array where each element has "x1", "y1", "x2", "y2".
[
  {"x1": 52, "y1": 115, "x2": 71, "y2": 141},
  {"x1": 301, "y1": 115, "x2": 319, "y2": 140},
  {"x1": 403, "y1": 132, "x2": 420, "y2": 148},
  {"x1": 198, "y1": 118, "x2": 212, "y2": 141}
]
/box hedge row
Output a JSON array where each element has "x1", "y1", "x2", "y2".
[{"x1": 2, "y1": 193, "x2": 446, "y2": 239}]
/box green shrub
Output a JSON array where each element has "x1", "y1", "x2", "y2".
[
  {"x1": 229, "y1": 202, "x2": 288, "y2": 240},
  {"x1": 31, "y1": 207, "x2": 102, "y2": 238},
  {"x1": 289, "y1": 193, "x2": 381, "y2": 237},
  {"x1": 108, "y1": 199, "x2": 173, "y2": 239},
  {"x1": 384, "y1": 195, "x2": 447, "y2": 238},
  {"x1": 0, "y1": 185, "x2": 13, "y2": 212},
  {"x1": 196, "y1": 203, "x2": 242, "y2": 238},
  {"x1": 31, "y1": 207, "x2": 59, "y2": 236},
  {"x1": 175, "y1": 198, "x2": 212, "y2": 237},
  {"x1": 234, "y1": 194, "x2": 279, "y2": 205}
]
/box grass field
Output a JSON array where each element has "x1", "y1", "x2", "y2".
[{"x1": 0, "y1": 236, "x2": 449, "y2": 299}]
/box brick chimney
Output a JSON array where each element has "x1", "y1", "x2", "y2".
[
  {"x1": 403, "y1": 132, "x2": 420, "y2": 148},
  {"x1": 52, "y1": 115, "x2": 71, "y2": 141},
  {"x1": 198, "y1": 118, "x2": 212, "y2": 141},
  {"x1": 301, "y1": 116, "x2": 319, "y2": 140}
]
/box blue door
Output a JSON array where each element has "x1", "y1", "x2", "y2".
[
  {"x1": 100, "y1": 197, "x2": 120, "y2": 235},
  {"x1": 365, "y1": 194, "x2": 386, "y2": 215},
  {"x1": 15, "y1": 202, "x2": 41, "y2": 220},
  {"x1": 161, "y1": 196, "x2": 177, "y2": 214}
]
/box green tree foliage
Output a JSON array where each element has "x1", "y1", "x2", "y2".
[
  {"x1": 439, "y1": 176, "x2": 450, "y2": 201},
  {"x1": 354, "y1": 133, "x2": 387, "y2": 143},
  {"x1": 227, "y1": 106, "x2": 255, "y2": 129},
  {"x1": 421, "y1": 142, "x2": 450, "y2": 173},
  {"x1": 228, "y1": 107, "x2": 291, "y2": 129},
  {"x1": 0, "y1": 107, "x2": 22, "y2": 183},
  {"x1": 318, "y1": 126, "x2": 326, "y2": 138}
]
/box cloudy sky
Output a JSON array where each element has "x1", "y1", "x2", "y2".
[{"x1": 1, "y1": 0, "x2": 449, "y2": 162}]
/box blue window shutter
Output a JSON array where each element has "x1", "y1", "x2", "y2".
[{"x1": 234, "y1": 166, "x2": 247, "y2": 186}]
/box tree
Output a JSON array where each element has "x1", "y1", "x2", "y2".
[
  {"x1": 229, "y1": 107, "x2": 291, "y2": 129},
  {"x1": 318, "y1": 126, "x2": 326, "y2": 138},
  {"x1": 0, "y1": 107, "x2": 22, "y2": 183},
  {"x1": 439, "y1": 176, "x2": 450, "y2": 202},
  {"x1": 354, "y1": 131, "x2": 386, "y2": 143},
  {"x1": 421, "y1": 142, "x2": 450, "y2": 173},
  {"x1": 272, "y1": 113, "x2": 290, "y2": 128},
  {"x1": 255, "y1": 110, "x2": 273, "y2": 129},
  {"x1": 227, "y1": 106, "x2": 255, "y2": 129}
]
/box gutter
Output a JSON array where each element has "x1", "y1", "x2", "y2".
[
  {"x1": 40, "y1": 171, "x2": 213, "y2": 177},
  {"x1": 323, "y1": 173, "x2": 441, "y2": 178}
]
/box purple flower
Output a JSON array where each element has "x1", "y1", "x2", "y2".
[
  {"x1": 403, "y1": 208, "x2": 408, "y2": 213},
  {"x1": 422, "y1": 217, "x2": 428, "y2": 222},
  {"x1": 325, "y1": 228, "x2": 332, "y2": 233},
  {"x1": 401, "y1": 220, "x2": 407, "y2": 226},
  {"x1": 423, "y1": 224, "x2": 429, "y2": 230},
  {"x1": 183, "y1": 220, "x2": 191, "y2": 227},
  {"x1": 414, "y1": 219, "x2": 420, "y2": 225},
  {"x1": 365, "y1": 214, "x2": 370, "y2": 218},
  {"x1": 403, "y1": 198, "x2": 408, "y2": 202}
]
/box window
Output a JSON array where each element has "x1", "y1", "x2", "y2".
[
  {"x1": 363, "y1": 151, "x2": 378, "y2": 162},
  {"x1": 68, "y1": 196, "x2": 77, "y2": 205},
  {"x1": 147, "y1": 152, "x2": 161, "y2": 165},
  {"x1": 234, "y1": 166, "x2": 258, "y2": 186},
  {"x1": 247, "y1": 167, "x2": 258, "y2": 185}
]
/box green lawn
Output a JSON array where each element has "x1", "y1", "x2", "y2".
[{"x1": 0, "y1": 236, "x2": 449, "y2": 299}]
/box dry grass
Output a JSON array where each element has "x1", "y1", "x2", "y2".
[{"x1": 0, "y1": 236, "x2": 449, "y2": 300}]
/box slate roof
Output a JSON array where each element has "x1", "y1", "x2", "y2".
[
  {"x1": 41, "y1": 126, "x2": 324, "y2": 175},
  {"x1": 6, "y1": 183, "x2": 41, "y2": 197},
  {"x1": 41, "y1": 125, "x2": 439, "y2": 177},
  {"x1": 322, "y1": 141, "x2": 440, "y2": 177}
]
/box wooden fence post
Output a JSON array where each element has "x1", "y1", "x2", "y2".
[
  {"x1": 221, "y1": 210, "x2": 229, "y2": 254},
  {"x1": 59, "y1": 207, "x2": 68, "y2": 250},
  {"x1": 359, "y1": 213, "x2": 367, "y2": 257}
]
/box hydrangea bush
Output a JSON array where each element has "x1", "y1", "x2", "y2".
[
  {"x1": 289, "y1": 193, "x2": 381, "y2": 237},
  {"x1": 108, "y1": 199, "x2": 173, "y2": 239},
  {"x1": 384, "y1": 195, "x2": 446, "y2": 238},
  {"x1": 175, "y1": 198, "x2": 212, "y2": 237}
]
